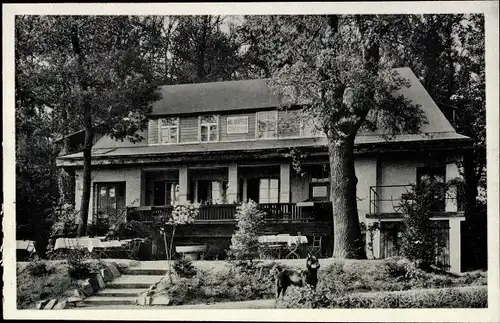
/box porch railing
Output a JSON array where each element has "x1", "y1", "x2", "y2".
[
  {"x1": 369, "y1": 184, "x2": 464, "y2": 215},
  {"x1": 127, "y1": 202, "x2": 333, "y2": 223}
]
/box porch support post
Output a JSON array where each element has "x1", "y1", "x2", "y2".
[
  {"x1": 227, "y1": 163, "x2": 238, "y2": 203},
  {"x1": 242, "y1": 178, "x2": 248, "y2": 202},
  {"x1": 178, "y1": 166, "x2": 189, "y2": 204},
  {"x1": 449, "y1": 217, "x2": 463, "y2": 273},
  {"x1": 280, "y1": 163, "x2": 291, "y2": 203},
  {"x1": 445, "y1": 160, "x2": 461, "y2": 212}
]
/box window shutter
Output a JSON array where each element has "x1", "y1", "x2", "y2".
[{"x1": 148, "y1": 119, "x2": 159, "y2": 145}]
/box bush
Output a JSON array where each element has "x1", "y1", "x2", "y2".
[
  {"x1": 173, "y1": 258, "x2": 197, "y2": 278},
  {"x1": 105, "y1": 220, "x2": 162, "y2": 241},
  {"x1": 398, "y1": 180, "x2": 451, "y2": 270},
  {"x1": 25, "y1": 258, "x2": 50, "y2": 277},
  {"x1": 227, "y1": 201, "x2": 265, "y2": 260},
  {"x1": 50, "y1": 204, "x2": 78, "y2": 237},
  {"x1": 66, "y1": 249, "x2": 93, "y2": 279},
  {"x1": 327, "y1": 286, "x2": 487, "y2": 308}
]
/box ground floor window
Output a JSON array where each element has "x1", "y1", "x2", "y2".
[
  {"x1": 153, "y1": 181, "x2": 179, "y2": 206},
  {"x1": 94, "y1": 182, "x2": 126, "y2": 219}
]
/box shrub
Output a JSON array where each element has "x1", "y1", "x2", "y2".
[
  {"x1": 398, "y1": 180, "x2": 451, "y2": 270},
  {"x1": 173, "y1": 258, "x2": 197, "y2": 278},
  {"x1": 66, "y1": 249, "x2": 93, "y2": 279},
  {"x1": 327, "y1": 286, "x2": 487, "y2": 308},
  {"x1": 87, "y1": 215, "x2": 110, "y2": 237},
  {"x1": 25, "y1": 258, "x2": 49, "y2": 277},
  {"x1": 227, "y1": 200, "x2": 265, "y2": 260},
  {"x1": 50, "y1": 204, "x2": 78, "y2": 237}
]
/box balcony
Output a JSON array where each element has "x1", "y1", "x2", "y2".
[
  {"x1": 368, "y1": 184, "x2": 465, "y2": 218},
  {"x1": 126, "y1": 202, "x2": 333, "y2": 237}
]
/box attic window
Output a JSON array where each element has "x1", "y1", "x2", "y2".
[
  {"x1": 159, "y1": 118, "x2": 179, "y2": 144},
  {"x1": 199, "y1": 115, "x2": 219, "y2": 142}
]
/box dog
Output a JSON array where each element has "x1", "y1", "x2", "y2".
[{"x1": 272, "y1": 254, "x2": 321, "y2": 304}]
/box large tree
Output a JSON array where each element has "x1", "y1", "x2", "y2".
[
  {"x1": 240, "y1": 15, "x2": 426, "y2": 258},
  {"x1": 16, "y1": 16, "x2": 161, "y2": 236}
]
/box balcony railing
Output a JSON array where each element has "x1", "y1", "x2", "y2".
[
  {"x1": 127, "y1": 202, "x2": 333, "y2": 224},
  {"x1": 369, "y1": 184, "x2": 465, "y2": 215}
]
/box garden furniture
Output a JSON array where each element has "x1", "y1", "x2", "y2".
[
  {"x1": 16, "y1": 240, "x2": 36, "y2": 260},
  {"x1": 308, "y1": 235, "x2": 323, "y2": 257}
]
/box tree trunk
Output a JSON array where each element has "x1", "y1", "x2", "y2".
[
  {"x1": 328, "y1": 135, "x2": 366, "y2": 259},
  {"x1": 77, "y1": 102, "x2": 93, "y2": 237},
  {"x1": 57, "y1": 135, "x2": 75, "y2": 206}
]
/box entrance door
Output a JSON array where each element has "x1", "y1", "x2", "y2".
[{"x1": 95, "y1": 182, "x2": 126, "y2": 220}]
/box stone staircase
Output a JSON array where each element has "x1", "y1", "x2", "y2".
[{"x1": 80, "y1": 268, "x2": 166, "y2": 307}]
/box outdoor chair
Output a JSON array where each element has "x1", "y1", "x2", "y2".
[
  {"x1": 123, "y1": 239, "x2": 143, "y2": 260},
  {"x1": 308, "y1": 235, "x2": 323, "y2": 257}
]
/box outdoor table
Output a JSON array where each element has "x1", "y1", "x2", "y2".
[
  {"x1": 17, "y1": 240, "x2": 36, "y2": 260},
  {"x1": 285, "y1": 235, "x2": 308, "y2": 259},
  {"x1": 54, "y1": 237, "x2": 104, "y2": 252},
  {"x1": 258, "y1": 234, "x2": 307, "y2": 259},
  {"x1": 16, "y1": 240, "x2": 36, "y2": 253}
]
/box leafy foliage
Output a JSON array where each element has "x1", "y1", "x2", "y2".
[
  {"x1": 227, "y1": 200, "x2": 265, "y2": 260},
  {"x1": 397, "y1": 180, "x2": 451, "y2": 269},
  {"x1": 173, "y1": 258, "x2": 197, "y2": 278},
  {"x1": 25, "y1": 258, "x2": 50, "y2": 277},
  {"x1": 50, "y1": 204, "x2": 79, "y2": 238},
  {"x1": 66, "y1": 249, "x2": 93, "y2": 279}
]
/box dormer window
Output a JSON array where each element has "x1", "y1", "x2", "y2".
[
  {"x1": 160, "y1": 118, "x2": 179, "y2": 144},
  {"x1": 257, "y1": 111, "x2": 277, "y2": 139},
  {"x1": 199, "y1": 115, "x2": 219, "y2": 142}
]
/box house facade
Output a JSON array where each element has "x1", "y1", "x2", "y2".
[{"x1": 56, "y1": 68, "x2": 471, "y2": 272}]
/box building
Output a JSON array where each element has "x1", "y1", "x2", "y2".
[{"x1": 56, "y1": 67, "x2": 471, "y2": 272}]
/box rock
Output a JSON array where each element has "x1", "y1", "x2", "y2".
[
  {"x1": 106, "y1": 263, "x2": 121, "y2": 278},
  {"x1": 53, "y1": 300, "x2": 71, "y2": 309},
  {"x1": 137, "y1": 292, "x2": 149, "y2": 306},
  {"x1": 151, "y1": 295, "x2": 171, "y2": 306},
  {"x1": 94, "y1": 272, "x2": 106, "y2": 289},
  {"x1": 36, "y1": 299, "x2": 49, "y2": 310},
  {"x1": 71, "y1": 288, "x2": 87, "y2": 300},
  {"x1": 79, "y1": 281, "x2": 94, "y2": 297},
  {"x1": 87, "y1": 277, "x2": 100, "y2": 292},
  {"x1": 67, "y1": 296, "x2": 84, "y2": 303},
  {"x1": 110, "y1": 262, "x2": 124, "y2": 274},
  {"x1": 100, "y1": 267, "x2": 114, "y2": 282},
  {"x1": 43, "y1": 299, "x2": 57, "y2": 310}
]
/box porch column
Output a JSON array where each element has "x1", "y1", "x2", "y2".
[
  {"x1": 445, "y1": 161, "x2": 461, "y2": 212},
  {"x1": 280, "y1": 163, "x2": 291, "y2": 203},
  {"x1": 227, "y1": 163, "x2": 238, "y2": 203},
  {"x1": 449, "y1": 218, "x2": 463, "y2": 273},
  {"x1": 178, "y1": 166, "x2": 189, "y2": 204}
]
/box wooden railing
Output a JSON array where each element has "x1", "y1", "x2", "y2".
[
  {"x1": 369, "y1": 184, "x2": 465, "y2": 215},
  {"x1": 127, "y1": 202, "x2": 333, "y2": 223}
]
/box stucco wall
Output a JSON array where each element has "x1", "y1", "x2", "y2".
[
  {"x1": 355, "y1": 157, "x2": 378, "y2": 223},
  {"x1": 75, "y1": 167, "x2": 142, "y2": 223}
]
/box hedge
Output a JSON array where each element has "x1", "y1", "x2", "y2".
[{"x1": 327, "y1": 286, "x2": 487, "y2": 308}]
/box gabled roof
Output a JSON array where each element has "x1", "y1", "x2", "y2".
[{"x1": 150, "y1": 78, "x2": 280, "y2": 116}]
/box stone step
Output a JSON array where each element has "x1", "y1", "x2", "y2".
[
  {"x1": 105, "y1": 275, "x2": 164, "y2": 289},
  {"x1": 96, "y1": 288, "x2": 146, "y2": 297},
  {"x1": 122, "y1": 268, "x2": 168, "y2": 276},
  {"x1": 81, "y1": 296, "x2": 137, "y2": 306}
]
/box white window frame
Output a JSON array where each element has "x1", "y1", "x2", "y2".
[
  {"x1": 300, "y1": 116, "x2": 325, "y2": 138},
  {"x1": 199, "y1": 115, "x2": 219, "y2": 142},
  {"x1": 256, "y1": 110, "x2": 278, "y2": 139},
  {"x1": 259, "y1": 178, "x2": 279, "y2": 203},
  {"x1": 158, "y1": 117, "x2": 180, "y2": 144}
]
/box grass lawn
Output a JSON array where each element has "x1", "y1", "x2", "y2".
[{"x1": 152, "y1": 257, "x2": 487, "y2": 307}]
